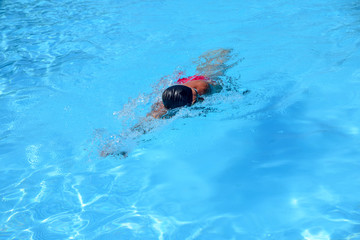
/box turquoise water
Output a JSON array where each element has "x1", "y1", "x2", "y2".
[{"x1": 1, "y1": 0, "x2": 360, "y2": 239}]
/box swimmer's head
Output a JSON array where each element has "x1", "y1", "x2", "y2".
[{"x1": 162, "y1": 85, "x2": 193, "y2": 109}]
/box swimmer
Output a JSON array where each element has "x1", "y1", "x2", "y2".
[
  {"x1": 101, "y1": 49, "x2": 236, "y2": 157},
  {"x1": 147, "y1": 75, "x2": 223, "y2": 118},
  {"x1": 148, "y1": 48, "x2": 232, "y2": 118}
]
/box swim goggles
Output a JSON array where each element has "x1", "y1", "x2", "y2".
[{"x1": 193, "y1": 88, "x2": 204, "y2": 104}]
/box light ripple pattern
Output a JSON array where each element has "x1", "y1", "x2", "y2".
[{"x1": 1, "y1": 0, "x2": 360, "y2": 239}]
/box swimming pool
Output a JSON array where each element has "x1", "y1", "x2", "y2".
[{"x1": 1, "y1": 0, "x2": 360, "y2": 239}]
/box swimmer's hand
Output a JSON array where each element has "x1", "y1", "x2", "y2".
[
  {"x1": 147, "y1": 101, "x2": 167, "y2": 119},
  {"x1": 100, "y1": 149, "x2": 128, "y2": 158},
  {"x1": 100, "y1": 139, "x2": 129, "y2": 158}
]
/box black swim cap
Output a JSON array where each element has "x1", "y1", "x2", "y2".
[{"x1": 162, "y1": 85, "x2": 193, "y2": 109}]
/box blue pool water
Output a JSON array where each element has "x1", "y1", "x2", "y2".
[{"x1": 1, "y1": 0, "x2": 360, "y2": 239}]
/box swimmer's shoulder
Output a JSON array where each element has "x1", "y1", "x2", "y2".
[{"x1": 184, "y1": 80, "x2": 212, "y2": 95}]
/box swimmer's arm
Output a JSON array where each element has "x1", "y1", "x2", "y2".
[
  {"x1": 147, "y1": 101, "x2": 167, "y2": 119},
  {"x1": 100, "y1": 102, "x2": 167, "y2": 157},
  {"x1": 127, "y1": 101, "x2": 166, "y2": 135},
  {"x1": 100, "y1": 138, "x2": 128, "y2": 158},
  {"x1": 100, "y1": 118, "x2": 154, "y2": 158},
  {"x1": 208, "y1": 81, "x2": 223, "y2": 93}
]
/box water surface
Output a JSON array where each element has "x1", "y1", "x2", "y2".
[{"x1": 1, "y1": 0, "x2": 360, "y2": 239}]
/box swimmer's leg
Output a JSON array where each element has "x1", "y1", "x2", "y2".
[{"x1": 195, "y1": 48, "x2": 238, "y2": 79}]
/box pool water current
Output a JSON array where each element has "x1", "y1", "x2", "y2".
[{"x1": 1, "y1": 0, "x2": 360, "y2": 239}]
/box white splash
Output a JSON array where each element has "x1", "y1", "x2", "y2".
[{"x1": 26, "y1": 144, "x2": 42, "y2": 169}]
